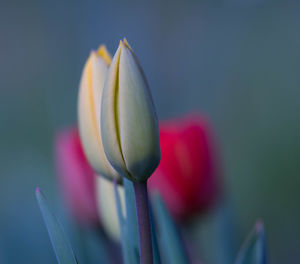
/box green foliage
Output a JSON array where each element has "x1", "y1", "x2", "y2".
[
  {"x1": 36, "y1": 188, "x2": 78, "y2": 264},
  {"x1": 113, "y1": 178, "x2": 140, "y2": 264},
  {"x1": 152, "y1": 193, "x2": 189, "y2": 264},
  {"x1": 36, "y1": 186, "x2": 268, "y2": 264},
  {"x1": 235, "y1": 221, "x2": 267, "y2": 264}
]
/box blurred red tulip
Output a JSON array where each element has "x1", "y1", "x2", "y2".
[
  {"x1": 148, "y1": 115, "x2": 221, "y2": 221},
  {"x1": 55, "y1": 128, "x2": 99, "y2": 226},
  {"x1": 55, "y1": 114, "x2": 220, "y2": 226}
]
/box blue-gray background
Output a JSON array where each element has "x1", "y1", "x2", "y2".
[{"x1": 0, "y1": 0, "x2": 299, "y2": 263}]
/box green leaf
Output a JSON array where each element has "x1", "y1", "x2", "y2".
[
  {"x1": 113, "y1": 179, "x2": 139, "y2": 264},
  {"x1": 123, "y1": 178, "x2": 140, "y2": 262},
  {"x1": 234, "y1": 221, "x2": 267, "y2": 264},
  {"x1": 149, "y1": 200, "x2": 162, "y2": 264},
  {"x1": 36, "y1": 188, "x2": 78, "y2": 264},
  {"x1": 113, "y1": 180, "x2": 129, "y2": 263},
  {"x1": 152, "y1": 193, "x2": 189, "y2": 264}
]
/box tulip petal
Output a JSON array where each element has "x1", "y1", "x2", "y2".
[
  {"x1": 96, "y1": 175, "x2": 125, "y2": 241},
  {"x1": 118, "y1": 41, "x2": 160, "y2": 181},
  {"x1": 78, "y1": 51, "x2": 120, "y2": 181},
  {"x1": 101, "y1": 44, "x2": 128, "y2": 176},
  {"x1": 97, "y1": 45, "x2": 112, "y2": 65}
]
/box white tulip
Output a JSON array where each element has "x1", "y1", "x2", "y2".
[
  {"x1": 78, "y1": 46, "x2": 121, "y2": 181},
  {"x1": 101, "y1": 39, "x2": 160, "y2": 182},
  {"x1": 95, "y1": 175, "x2": 125, "y2": 241}
]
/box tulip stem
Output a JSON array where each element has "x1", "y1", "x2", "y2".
[{"x1": 133, "y1": 181, "x2": 153, "y2": 264}]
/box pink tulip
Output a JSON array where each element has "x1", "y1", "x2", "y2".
[
  {"x1": 148, "y1": 115, "x2": 221, "y2": 221},
  {"x1": 55, "y1": 128, "x2": 99, "y2": 226}
]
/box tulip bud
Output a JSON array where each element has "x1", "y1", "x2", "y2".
[
  {"x1": 78, "y1": 45, "x2": 121, "y2": 181},
  {"x1": 101, "y1": 39, "x2": 160, "y2": 182},
  {"x1": 148, "y1": 115, "x2": 221, "y2": 221},
  {"x1": 95, "y1": 175, "x2": 125, "y2": 241}
]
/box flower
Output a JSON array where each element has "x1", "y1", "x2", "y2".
[
  {"x1": 100, "y1": 39, "x2": 160, "y2": 182},
  {"x1": 148, "y1": 115, "x2": 220, "y2": 221},
  {"x1": 55, "y1": 112, "x2": 219, "y2": 234},
  {"x1": 95, "y1": 175, "x2": 125, "y2": 241},
  {"x1": 55, "y1": 128, "x2": 99, "y2": 225},
  {"x1": 78, "y1": 45, "x2": 120, "y2": 181},
  {"x1": 55, "y1": 127, "x2": 125, "y2": 239}
]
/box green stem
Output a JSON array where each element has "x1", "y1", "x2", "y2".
[{"x1": 133, "y1": 181, "x2": 153, "y2": 264}]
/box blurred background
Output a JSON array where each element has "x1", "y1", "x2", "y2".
[{"x1": 0, "y1": 0, "x2": 299, "y2": 263}]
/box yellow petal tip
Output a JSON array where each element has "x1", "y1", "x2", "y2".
[
  {"x1": 122, "y1": 38, "x2": 131, "y2": 49},
  {"x1": 97, "y1": 45, "x2": 112, "y2": 66}
]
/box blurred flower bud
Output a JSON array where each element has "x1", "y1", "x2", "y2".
[
  {"x1": 55, "y1": 128, "x2": 99, "y2": 225},
  {"x1": 148, "y1": 115, "x2": 221, "y2": 221},
  {"x1": 95, "y1": 175, "x2": 125, "y2": 241},
  {"x1": 101, "y1": 39, "x2": 160, "y2": 182},
  {"x1": 78, "y1": 45, "x2": 121, "y2": 182}
]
